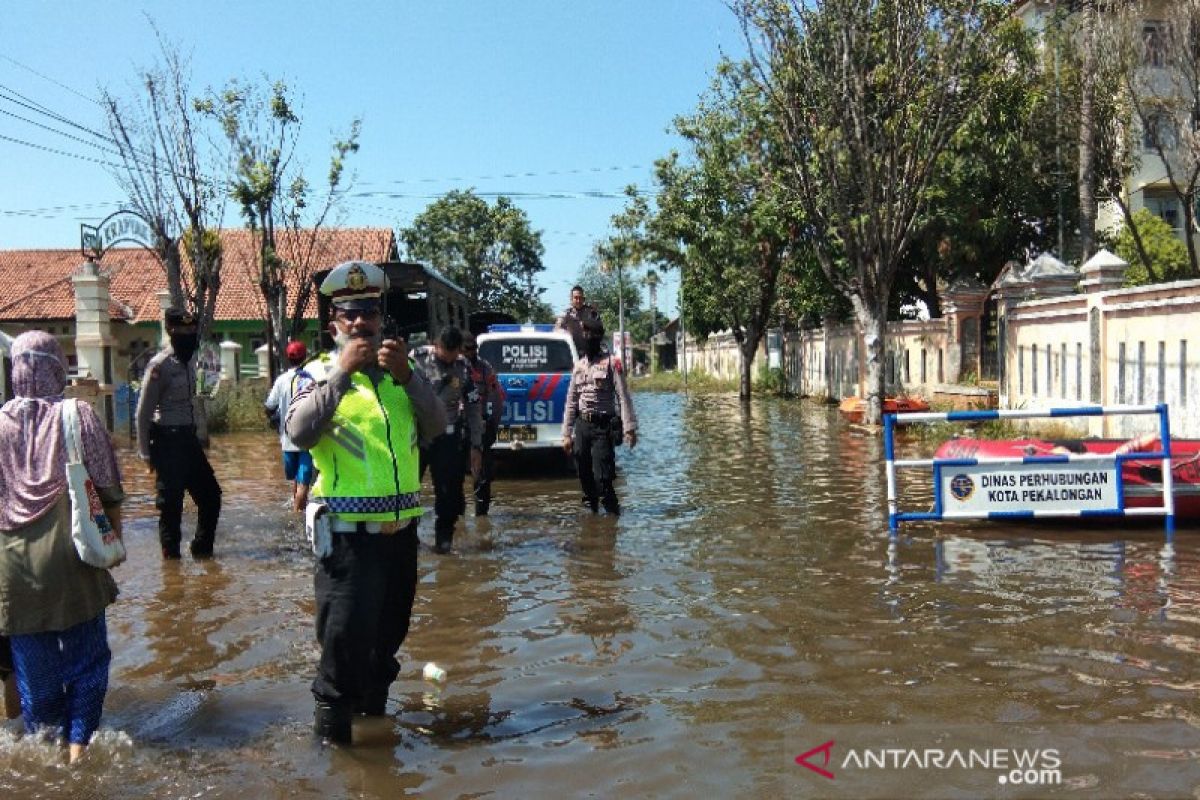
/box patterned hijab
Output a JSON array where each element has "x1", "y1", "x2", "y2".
[{"x1": 0, "y1": 331, "x2": 122, "y2": 530}]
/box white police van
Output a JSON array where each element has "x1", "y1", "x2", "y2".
[{"x1": 476, "y1": 324, "x2": 577, "y2": 452}]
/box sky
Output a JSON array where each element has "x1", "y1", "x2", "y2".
[{"x1": 0, "y1": 0, "x2": 748, "y2": 317}]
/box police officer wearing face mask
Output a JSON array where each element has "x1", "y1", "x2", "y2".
[
  {"x1": 561, "y1": 313, "x2": 638, "y2": 515},
  {"x1": 411, "y1": 326, "x2": 483, "y2": 553},
  {"x1": 136, "y1": 307, "x2": 223, "y2": 559}
]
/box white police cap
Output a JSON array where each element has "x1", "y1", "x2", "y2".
[{"x1": 319, "y1": 260, "x2": 389, "y2": 309}]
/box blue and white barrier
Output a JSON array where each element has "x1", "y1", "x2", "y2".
[{"x1": 884, "y1": 404, "x2": 1175, "y2": 536}]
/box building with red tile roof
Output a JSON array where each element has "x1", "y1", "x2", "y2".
[{"x1": 0, "y1": 227, "x2": 398, "y2": 374}]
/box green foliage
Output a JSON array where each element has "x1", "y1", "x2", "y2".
[
  {"x1": 898, "y1": 16, "x2": 1071, "y2": 312},
  {"x1": 205, "y1": 379, "x2": 273, "y2": 433},
  {"x1": 628, "y1": 370, "x2": 737, "y2": 394},
  {"x1": 752, "y1": 366, "x2": 788, "y2": 397},
  {"x1": 1111, "y1": 208, "x2": 1190, "y2": 286},
  {"x1": 400, "y1": 189, "x2": 548, "y2": 320}
]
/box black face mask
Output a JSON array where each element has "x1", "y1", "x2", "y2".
[
  {"x1": 171, "y1": 333, "x2": 199, "y2": 362},
  {"x1": 585, "y1": 336, "x2": 603, "y2": 357}
]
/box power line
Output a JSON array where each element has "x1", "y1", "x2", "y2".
[
  {"x1": 0, "y1": 54, "x2": 100, "y2": 106},
  {"x1": 0, "y1": 106, "x2": 123, "y2": 157},
  {"x1": 0, "y1": 82, "x2": 200, "y2": 183},
  {"x1": 0, "y1": 201, "x2": 123, "y2": 218},
  {"x1": 0, "y1": 131, "x2": 127, "y2": 170},
  {"x1": 354, "y1": 164, "x2": 650, "y2": 188},
  {"x1": 351, "y1": 188, "x2": 648, "y2": 201},
  {"x1": 0, "y1": 83, "x2": 116, "y2": 148}
]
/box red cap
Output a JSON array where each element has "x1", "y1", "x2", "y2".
[{"x1": 285, "y1": 341, "x2": 308, "y2": 362}]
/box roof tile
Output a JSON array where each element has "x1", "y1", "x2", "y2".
[{"x1": 0, "y1": 228, "x2": 396, "y2": 323}]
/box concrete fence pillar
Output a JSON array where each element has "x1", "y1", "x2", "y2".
[
  {"x1": 156, "y1": 290, "x2": 173, "y2": 347},
  {"x1": 256, "y1": 344, "x2": 270, "y2": 378},
  {"x1": 219, "y1": 340, "x2": 242, "y2": 383},
  {"x1": 72, "y1": 260, "x2": 116, "y2": 430}
]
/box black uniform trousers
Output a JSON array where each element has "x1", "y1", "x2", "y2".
[
  {"x1": 573, "y1": 415, "x2": 619, "y2": 513},
  {"x1": 470, "y1": 423, "x2": 497, "y2": 515},
  {"x1": 149, "y1": 425, "x2": 222, "y2": 553},
  {"x1": 312, "y1": 521, "x2": 419, "y2": 712},
  {"x1": 421, "y1": 432, "x2": 466, "y2": 546}
]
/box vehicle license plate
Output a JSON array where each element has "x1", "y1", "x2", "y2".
[{"x1": 497, "y1": 425, "x2": 537, "y2": 443}]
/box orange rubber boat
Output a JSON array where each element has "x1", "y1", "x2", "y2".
[{"x1": 838, "y1": 395, "x2": 930, "y2": 424}]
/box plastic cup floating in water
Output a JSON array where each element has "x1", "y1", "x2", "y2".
[{"x1": 423, "y1": 662, "x2": 447, "y2": 683}]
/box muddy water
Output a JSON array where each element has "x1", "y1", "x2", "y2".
[{"x1": 2, "y1": 393, "x2": 1200, "y2": 798}]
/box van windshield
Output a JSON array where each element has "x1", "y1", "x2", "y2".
[{"x1": 480, "y1": 338, "x2": 575, "y2": 374}]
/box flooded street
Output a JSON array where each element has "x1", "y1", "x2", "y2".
[{"x1": 3, "y1": 392, "x2": 1200, "y2": 798}]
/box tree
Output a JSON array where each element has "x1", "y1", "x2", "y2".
[
  {"x1": 631, "y1": 61, "x2": 802, "y2": 399},
  {"x1": 1111, "y1": 208, "x2": 1191, "y2": 286},
  {"x1": 201, "y1": 79, "x2": 360, "y2": 377},
  {"x1": 400, "y1": 190, "x2": 548, "y2": 321},
  {"x1": 1101, "y1": 0, "x2": 1200, "y2": 279},
  {"x1": 643, "y1": 269, "x2": 661, "y2": 340},
  {"x1": 101, "y1": 31, "x2": 226, "y2": 343},
  {"x1": 1076, "y1": 0, "x2": 1100, "y2": 262},
  {"x1": 576, "y1": 252, "x2": 643, "y2": 332},
  {"x1": 898, "y1": 16, "x2": 1069, "y2": 316},
  {"x1": 735, "y1": 0, "x2": 1008, "y2": 422}
]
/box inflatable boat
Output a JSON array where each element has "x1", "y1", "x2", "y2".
[{"x1": 839, "y1": 396, "x2": 930, "y2": 424}]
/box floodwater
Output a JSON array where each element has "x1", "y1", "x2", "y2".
[{"x1": 3, "y1": 392, "x2": 1200, "y2": 798}]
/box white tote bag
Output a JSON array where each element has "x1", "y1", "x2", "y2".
[{"x1": 61, "y1": 399, "x2": 126, "y2": 569}]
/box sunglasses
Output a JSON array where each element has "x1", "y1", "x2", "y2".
[{"x1": 336, "y1": 308, "x2": 380, "y2": 322}]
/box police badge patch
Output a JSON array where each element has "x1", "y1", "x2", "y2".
[{"x1": 347, "y1": 264, "x2": 367, "y2": 291}]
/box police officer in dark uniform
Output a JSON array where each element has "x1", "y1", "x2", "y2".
[
  {"x1": 136, "y1": 308, "x2": 222, "y2": 559},
  {"x1": 561, "y1": 315, "x2": 638, "y2": 515},
  {"x1": 462, "y1": 331, "x2": 505, "y2": 516},
  {"x1": 412, "y1": 326, "x2": 483, "y2": 553}
]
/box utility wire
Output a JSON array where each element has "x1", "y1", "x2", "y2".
[
  {"x1": 0, "y1": 132, "x2": 127, "y2": 170},
  {"x1": 0, "y1": 106, "x2": 123, "y2": 157},
  {"x1": 0, "y1": 83, "x2": 116, "y2": 148},
  {"x1": 355, "y1": 164, "x2": 650, "y2": 188},
  {"x1": 0, "y1": 54, "x2": 101, "y2": 106}
]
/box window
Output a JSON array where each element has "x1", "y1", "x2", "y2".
[
  {"x1": 1144, "y1": 21, "x2": 1166, "y2": 68},
  {"x1": 1143, "y1": 111, "x2": 1177, "y2": 151},
  {"x1": 1144, "y1": 192, "x2": 1181, "y2": 232},
  {"x1": 479, "y1": 337, "x2": 575, "y2": 374}
]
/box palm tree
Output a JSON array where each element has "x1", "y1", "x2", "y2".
[{"x1": 643, "y1": 269, "x2": 660, "y2": 339}]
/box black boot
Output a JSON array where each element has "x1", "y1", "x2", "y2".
[
  {"x1": 356, "y1": 690, "x2": 388, "y2": 717},
  {"x1": 475, "y1": 499, "x2": 490, "y2": 517},
  {"x1": 314, "y1": 702, "x2": 352, "y2": 744},
  {"x1": 434, "y1": 519, "x2": 454, "y2": 554},
  {"x1": 600, "y1": 487, "x2": 620, "y2": 516},
  {"x1": 581, "y1": 495, "x2": 599, "y2": 514},
  {"x1": 161, "y1": 543, "x2": 181, "y2": 560},
  {"x1": 190, "y1": 537, "x2": 214, "y2": 559}
]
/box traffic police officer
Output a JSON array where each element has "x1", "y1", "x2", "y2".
[
  {"x1": 285, "y1": 260, "x2": 446, "y2": 744},
  {"x1": 462, "y1": 331, "x2": 505, "y2": 516},
  {"x1": 136, "y1": 307, "x2": 222, "y2": 559},
  {"x1": 561, "y1": 315, "x2": 638, "y2": 514},
  {"x1": 412, "y1": 326, "x2": 483, "y2": 553}
]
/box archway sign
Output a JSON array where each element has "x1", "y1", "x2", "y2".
[{"x1": 81, "y1": 209, "x2": 156, "y2": 259}]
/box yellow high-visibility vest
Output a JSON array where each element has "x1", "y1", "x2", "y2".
[{"x1": 303, "y1": 354, "x2": 423, "y2": 521}]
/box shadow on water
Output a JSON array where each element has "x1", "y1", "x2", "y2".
[{"x1": 3, "y1": 396, "x2": 1200, "y2": 797}]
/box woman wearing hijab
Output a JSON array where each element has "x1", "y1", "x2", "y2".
[{"x1": 0, "y1": 330, "x2": 125, "y2": 762}]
